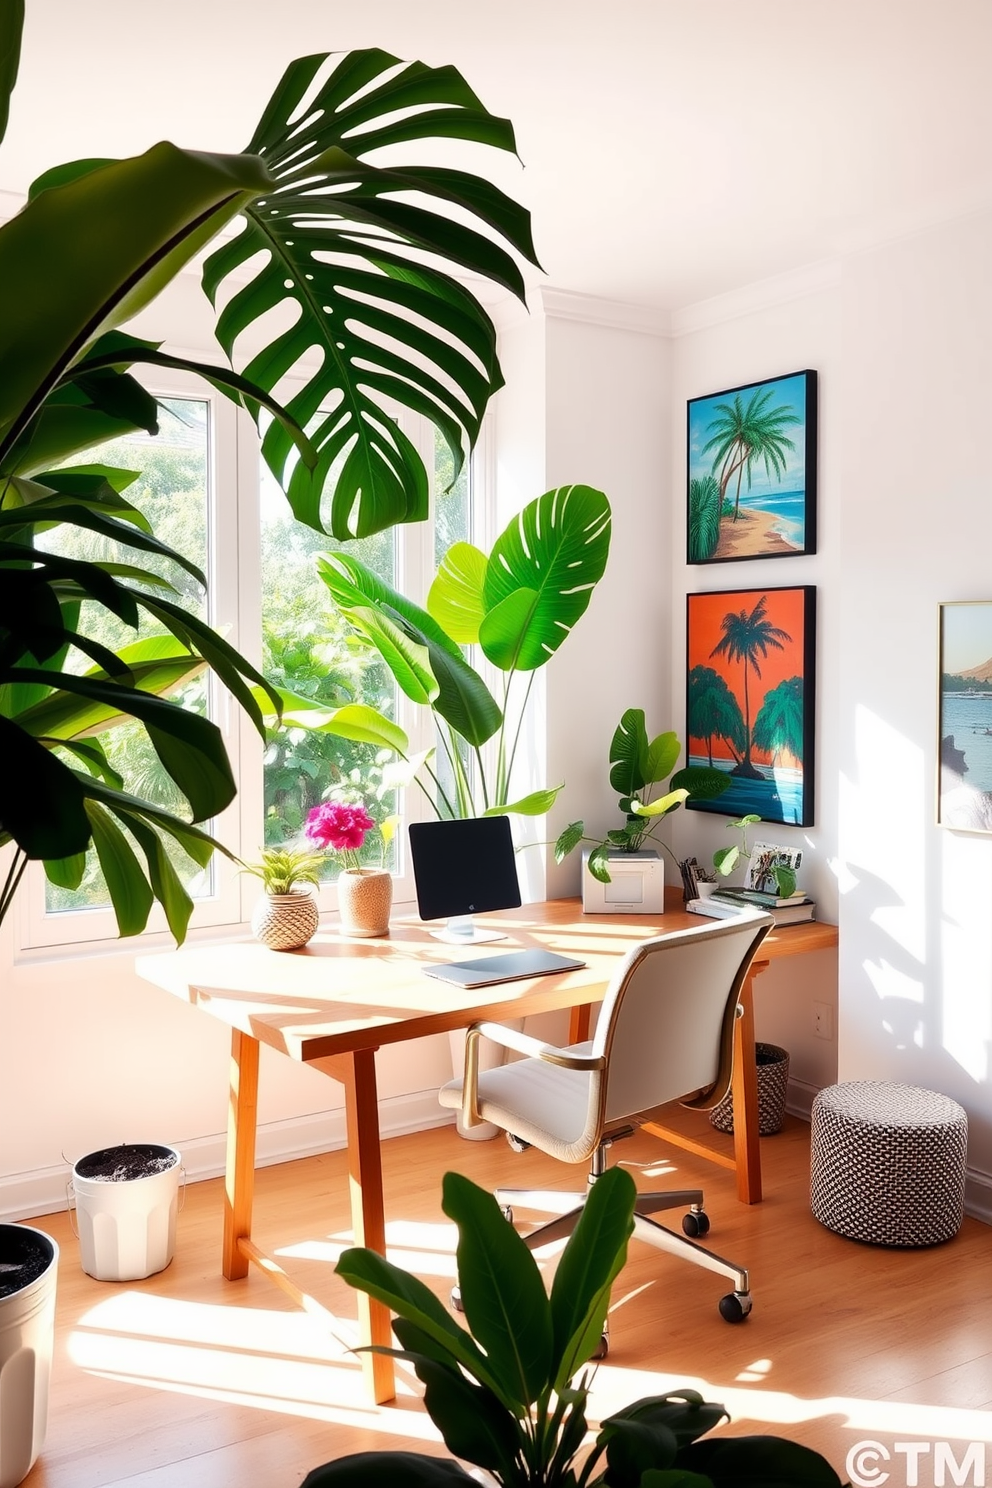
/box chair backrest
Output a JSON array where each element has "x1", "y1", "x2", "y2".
[{"x1": 591, "y1": 913, "x2": 772, "y2": 1129}]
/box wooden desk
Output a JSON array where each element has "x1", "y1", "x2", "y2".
[{"x1": 136, "y1": 894, "x2": 836, "y2": 1402}]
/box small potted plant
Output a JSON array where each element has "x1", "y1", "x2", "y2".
[
  {"x1": 242, "y1": 843, "x2": 326, "y2": 950},
  {"x1": 713, "y1": 813, "x2": 799, "y2": 897},
  {"x1": 304, "y1": 802, "x2": 396, "y2": 939},
  {"x1": 555, "y1": 709, "x2": 729, "y2": 912}
]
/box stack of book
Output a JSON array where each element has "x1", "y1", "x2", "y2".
[{"x1": 705, "y1": 885, "x2": 816, "y2": 925}]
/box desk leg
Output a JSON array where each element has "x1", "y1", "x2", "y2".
[
  {"x1": 732, "y1": 970, "x2": 762, "y2": 1205},
  {"x1": 322, "y1": 1049, "x2": 395, "y2": 1405},
  {"x1": 223, "y1": 1029, "x2": 259, "y2": 1280}
]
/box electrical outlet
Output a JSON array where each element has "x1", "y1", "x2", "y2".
[{"x1": 813, "y1": 1002, "x2": 833, "y2": 1040}]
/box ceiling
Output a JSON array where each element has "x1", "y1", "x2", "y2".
[{"x1": 5, "y1": 0, "x2": 992, "y2": 313}]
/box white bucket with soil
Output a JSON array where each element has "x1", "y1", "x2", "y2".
[
  {"x1": 67, "y1": 1144, "x2": 184, "y2": 1282},
  {"x1": 0, "y1": 1223, "x2": 58, "y2": 1488}
]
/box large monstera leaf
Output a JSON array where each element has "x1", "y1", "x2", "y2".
[
  {"x1": 478, "y1": 485, "x2": 612, "y2": 672},
  {"x1": 202, "y1": 49, "x2": 541, "y2": 541}
]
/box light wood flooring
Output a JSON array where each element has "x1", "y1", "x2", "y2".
[{"x1": 20, "y1": 1110, "x2": 992, "y2": 1487}]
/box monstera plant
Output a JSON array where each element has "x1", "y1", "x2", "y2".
[
  {"x1": 0, "y1": 0, "x2": 539, "y2": 937},
  {"x1": 261, "y1": 484, "x2": 613, "y2": 822}
]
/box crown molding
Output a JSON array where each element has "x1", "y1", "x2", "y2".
[
  {"x1": 539, "y1": 284, "x2": 671, "y2": 337},
  {"x1": 671, "y1": 258, "x2": 842, "y2": 337}
]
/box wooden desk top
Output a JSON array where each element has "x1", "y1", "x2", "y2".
[{"x1": 136, "y1": 892, "x2": 836, "y2": 1065}]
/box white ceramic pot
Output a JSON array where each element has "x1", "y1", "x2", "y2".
[
  {"x1": 337, "y1": 868, "x2": 392, "y2": 938},
  {"x1": 0, "y1": 1224, "x2": 58, "y2": 1488},
  {"x1": 581, "y1": 848, "x2": 665, "y2": 914},
  {"x1": 251, "y1": 889, "x2": 319, "y2": 950},
  {"x1": 68, "y1": 1143, "x2": 184, "y2": 1282}
]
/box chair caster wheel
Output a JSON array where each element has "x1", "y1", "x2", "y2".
[
  {"x1": 719, "y1": 1291, "x2": 751, "y2": 1323},
  {"x1": 450, "y1": 1285, "x2": 464, "y2": 1313},
  {"x1": 506, "y1": 1133, "x2": 530, "y2": 1153},
  {"x1": 590, "y1": 1331, "x2": 609, "y2": 1360},
  {"x1": 682, "y1": 1209, "x2": 710, "y2": 1238},
  {"x1": 501, "y1": 1206, "x2": 514, "y2": 1224}
]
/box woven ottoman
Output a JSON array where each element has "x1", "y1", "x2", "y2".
[{"x1": 810, "y1": 1081, "x2": 967, "y2": 1246}]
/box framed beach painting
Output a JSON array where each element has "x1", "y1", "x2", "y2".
[
  {"x1": 685, "y1": 585, "x2": 816, "y2": 826},
  {"x1": 938, "y1": 602, "x2": 992, "y2": 832},
  {"x1": 687, "y1": 369, "x2": 817, "y2": 564}
]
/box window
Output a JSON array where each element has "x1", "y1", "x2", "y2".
[{"x1": 18, "y1": 372, "x2": 483, "y2": 950}]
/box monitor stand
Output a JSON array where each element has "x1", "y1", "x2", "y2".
[{"x1": 429, "y1": 915, "x2": 507, "y2": 945}]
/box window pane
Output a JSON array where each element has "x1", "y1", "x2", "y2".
[
  {"x1": 259, "y1": 464, "x2": 398, "y2": 873},
  {"x1": 433, "y1": 429, "x2": 473, "y2": 815},
  {"x1": 38, "y1": 399, "x2": 212, "y2": 915}
]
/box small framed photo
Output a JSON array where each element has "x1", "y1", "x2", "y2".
[
  {"x1": 938, "y1": 602, "x2": 992, "y2": 831},
  {"x1": 686, "y1": 585, "x2": 816, "y2": 827},
  {"x1": 745, "y1": 842, "x2": 803, "y2": 892},
  {"x1": 687, "y1": 369, "x2": 817, "y2": 564}
]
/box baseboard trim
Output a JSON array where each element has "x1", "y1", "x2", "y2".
[
  {"x1": 1, "y1": 1090, "x2": 454, "y2": 1223},
  {"x1": 8, "y1": 1084, "x2": 990, "y2": 1231}
]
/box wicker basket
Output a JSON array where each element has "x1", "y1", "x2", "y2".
[{"x1": 709, "y1": 1042, "x2": 790, "y2": 1136}]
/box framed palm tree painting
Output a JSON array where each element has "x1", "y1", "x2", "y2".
[
  {"x1": 687, "y1": 369, "x2": 817, "y2": 563},
  {"x1": 686, "y1": 586, "x2": 816, "y2": 826}
]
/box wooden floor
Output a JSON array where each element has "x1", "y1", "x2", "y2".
[{"x1": 21, "y1": 1111, "x2": 992, "y2": 1487}]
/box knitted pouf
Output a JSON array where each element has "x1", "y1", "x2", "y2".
[{"x1": 810, "y1": 1081, "x2": 967, "y2": 1246}]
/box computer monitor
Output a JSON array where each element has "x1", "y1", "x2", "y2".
[{"x1": 408, "y1": 816, "x2": 522, "y2": 943}]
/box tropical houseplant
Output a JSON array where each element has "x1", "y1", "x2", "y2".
[
  {"x1": 259, "y1": 484, "x2": 613, "y2": 826},
  {"x1": 554, "y1": 708, "x2": 730, "y2": 886},
  {"x1": 0, "y1": 1, "x2": 540, "y2": 940},
  {"x1": 302, "y1": 1167, "x2": 847, "y2": 1487}
]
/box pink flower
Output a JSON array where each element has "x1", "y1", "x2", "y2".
[{"x1": 305, "y1": 802, "x2": 375, "y2": 855}]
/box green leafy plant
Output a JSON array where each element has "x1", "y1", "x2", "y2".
[
  {"x1": 555, "y1": 709, "x2": 729, "y2": 883},
  {"x1": 713, "y1": 813, "x2": 798, "y2": 897},
  {"x1": 240, "y1": 844, "x2": 326, "y2": 896},
  {"x1": 0, "y1": 6, "x2": 539, "y2": 937},
  {"x1": 303, "y1": 1167, "x2": 847, "y2": 1486},
  {"x1": 260, "y1": 485, "x2": 613, "y2": 822}
]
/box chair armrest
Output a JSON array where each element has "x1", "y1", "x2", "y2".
[
  {"x1": 473, "y1": 1021, "x2": 606, "y2": 1071},
  {"x1": 459, "y1": 1022, "x2": 606, "y2": 1132}
]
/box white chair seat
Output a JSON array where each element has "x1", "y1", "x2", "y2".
[{"x1": 440, "y1": 1041, "x2": 600, "y2": 1163}]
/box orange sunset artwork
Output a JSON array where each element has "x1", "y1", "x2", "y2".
[{"x1": 686, "y1": 586, "x2": 815, "y2": 826}]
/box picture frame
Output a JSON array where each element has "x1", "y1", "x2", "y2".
[
  {"x1": 687, "y1": 369, "x2": 817, "y2": 564},
  {"x1": 745, "y1": 842, "x2": 804, "y2": 892},
  {"x1": 937, "y1": 601, "x2": 992, "y2": 832},
  {"x1": 685, "y1": 585, "x2": 816, "y2": 826}
]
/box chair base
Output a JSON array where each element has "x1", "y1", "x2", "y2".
[{"x1": 494, "y1": 1176, "x2": 751, "y2": 1322}]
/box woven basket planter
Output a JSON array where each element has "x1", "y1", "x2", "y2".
[
  {"x1": 250, "y1": 890, "x2": 319, "y2": 951},
  {"x1": 337, "y1": 868, "x2": 392, "y2": 938},
  {"x1": 709, "y1": 1042, "x2": 790, "y2": 1136}
]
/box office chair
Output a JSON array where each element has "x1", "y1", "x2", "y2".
[{"x1": 438, "y1": 911, "x2": 772, "y2": 1346}]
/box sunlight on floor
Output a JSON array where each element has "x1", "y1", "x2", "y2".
[
  {"x1": 67, "y1": 1282, "x2": 992, "y2": 1458},
  {"x1": 588, "y1": 1358, "x2": 992, "y2": 1448},
  {"x1": 277, "y1": 1218, "x2": 459, "y2": 1278},
  {"x1": 67, "y1": 1291, "x2": 437, "y2": 1433}
]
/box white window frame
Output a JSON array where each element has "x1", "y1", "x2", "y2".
[{"x1": 15, "y1": 362, "x2": 492, "y2": 952}]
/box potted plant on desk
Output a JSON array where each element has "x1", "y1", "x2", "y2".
[
  {"x1": 304, "y1": 802, "x2": 397, "y2": 939},
  {"x1": 242, "y1": 844, "x2": 325, "y2": 950},
  {"x1": 555, "y1": 709, "x2": 730, "y2": 912}
]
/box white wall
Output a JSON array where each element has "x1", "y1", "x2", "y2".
[
  {"x1": 838, "y1": 206, "x2": 992, "y2": 1214},
  {"x1": 665, "y1": 269, "x2": 843, "y2": 1109}
]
